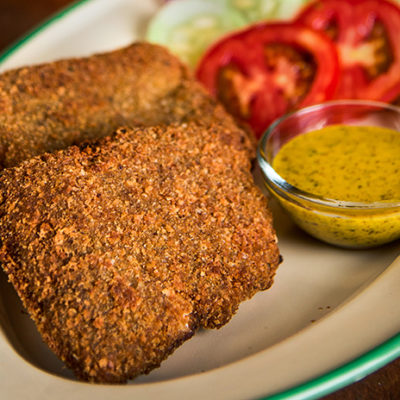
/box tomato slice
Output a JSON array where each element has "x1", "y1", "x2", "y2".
[
  {"x1": 296, "y1": 0, "x2": 400, "y2": 101},
  {"x1": 196, "y1": 22, "x2": 339, "y2": 138}
]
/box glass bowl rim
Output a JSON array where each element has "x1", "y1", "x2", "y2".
[{"x1": 256, "y1": 100, "x2": 400, "y2": 211}]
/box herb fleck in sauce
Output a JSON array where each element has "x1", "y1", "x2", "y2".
[
  {"x1": 273, "y1": 125, "x2": 400, "y2": 202},
  {"x1": 271, "y1": 124, "x2": 400, "y2": 248}
]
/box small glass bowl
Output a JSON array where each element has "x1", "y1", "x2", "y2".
[{"x1": 257, "y1": 100, "x2": 400, "y2": 248}]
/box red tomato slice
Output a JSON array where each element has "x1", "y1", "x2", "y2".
[
  {"x1": 296, "y1": 0, "x2": 400, "y2": 101},
  {"x1": 196, "y1": 22, "x2": 339, "y2": 138}
]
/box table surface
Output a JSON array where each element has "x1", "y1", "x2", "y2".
[{"x1": 0, "y1": 1, "x2": 399, "y2": 399}]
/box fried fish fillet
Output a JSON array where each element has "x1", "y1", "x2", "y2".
[
  {"x1": 0, "y1": 42, "x2": 254, "y2": 168},
  {"x1": 0, "y1": 123, "x2": 280, "y2": 383}
]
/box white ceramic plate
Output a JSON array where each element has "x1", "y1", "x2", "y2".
[{"x1": 0, "y1": 1, "x2": 399, "y2": 399}]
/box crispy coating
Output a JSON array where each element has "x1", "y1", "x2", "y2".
[
  {"x1": 0, "y1": 123, "x2": 280, "y2": 383},
  {"x1": 0, "y1": 42, "x2": 254, "y2": 168}
]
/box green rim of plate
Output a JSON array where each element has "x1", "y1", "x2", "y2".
[
  {"x1": 0, "y1": 0, "x2": 92, "y2": 65},
  {"x1": 264, "y1": 333, "x2": 400, "y2": 400},
  {"x1": 0, "y1": 1, "x2": 399, "y2": 399}
]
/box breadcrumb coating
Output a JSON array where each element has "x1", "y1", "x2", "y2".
[
  {"x1": 0, "y1": 42, "x2": 254, "y2": 168},
  {"x1": 0, "y1": 123, "x2": 280, "y2": 383}
]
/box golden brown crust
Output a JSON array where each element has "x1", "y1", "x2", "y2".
[
  {"x1": 0, "y1": 123, "x2": 280, "y2": 383},
  {"x1": 0, "y1": 42, "x2": 254, "y2": 168}
]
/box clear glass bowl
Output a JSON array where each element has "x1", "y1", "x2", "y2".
[{"x1": 257, "y1": 100, "x2": 400, "y2": 248}]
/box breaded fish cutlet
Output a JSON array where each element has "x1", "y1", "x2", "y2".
[
  {"x1": 0, "y1": 42, "x2": 254, "y2": 168},
  {"x1": 0, "y1": 122, "x2": 281, "y2": 383}
]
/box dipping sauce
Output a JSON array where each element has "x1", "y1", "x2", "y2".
[
  {"x1": 273, "y1": 125, "x2": 400, "y2": 202},
  {"x1": 271, "y1": 124, "x2": 400, "y2": 248}
]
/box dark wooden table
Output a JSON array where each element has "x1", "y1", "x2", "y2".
[{"x1": 0, "y1": 1, "x2": 399, "y2": 399}]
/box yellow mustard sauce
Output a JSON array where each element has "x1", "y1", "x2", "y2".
[{"x1": 272, "y1": 125, "x2": 400, "y2": 248}]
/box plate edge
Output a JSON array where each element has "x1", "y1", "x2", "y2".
[
  {"x1": 263, "y1": 333, "x2": 400, "y2": 400},
  {"x1": 0, "y1": 3, "x2": 399, "y2": 400},
  {"x1": 0, "y1": 0, "x2": 93, "y2": 66}
]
